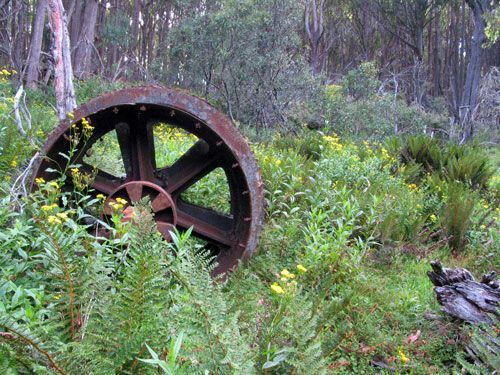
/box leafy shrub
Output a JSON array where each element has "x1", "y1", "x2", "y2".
[
  {"x1": 324, "y1": 64, "x2": 447, "y2": 140},
  {"x1": 342, "y1": 62, "x2": 380, "y2": 100}
]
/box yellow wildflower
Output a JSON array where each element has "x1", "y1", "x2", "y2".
[
  {"x1": 66, "y1": 111, "x2": 74, "y2": 119},
  {"x1": 56, "y1": 212, "x2": 68, "y2": 221},
  {"x1": 35, "y1": 177, "x2": 45, "y2": 184},
  {"x1": 408, "y1": 183, "x2": 418, "y2": 190},
  {"x1": 296, "y1": 264, "x2": 307, "y2": 273},
  {"x1": 430, "y1": 214, "x2": 437, "y2": 223},
  {"x1": 280, "y1": 269, "x2": 295, "y2": 279},
  {"x1": 11, "y1": 69, "x2": 17, "y2": 75},
  {"x1": 71, "y1": 168, "x2": 79, "y2": 175},
  {"x1": 10, "y1": 160, "x2": 17, "y2": 167},
  {"x1": 1, "y1": 69, "x2": 10, "y2": 75},
  {"x1": 48, "y1": 181, "x2": 59, "y2": 188},
  {"x1": 47, "y1": 215, "x2": 62, "y2": 224},
  {"x1": 96, "y1": 194, "x2": 106, "y2": 200},
  {"x1": 398, "y1": 348, "x2": 409, "y2": 364},
  {"x1": 41, "y1": 204, "x2": 57, "y2": 212},
  {"x1": 483, "y1": 203, "x2": 489, "y2": 209},
  {"x1": 109, "y1": 202, "x2": 124, "y2": 211},
  {"x1": 115, "y1": 197, "x2": 128, "y2": 205},
  {"x1": 270, "y1": 282, "x2": 285, "y2": 294},
  {"x1": 480, "y1": 224, "x2": 486, "y2": 230},
  {"x1": 81, "y1": 117, "x2": 94, "y2": 130}
]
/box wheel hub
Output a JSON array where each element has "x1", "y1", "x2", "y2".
[{"x1": 103, "y1": 181, "x2": 177, "y2": 240}]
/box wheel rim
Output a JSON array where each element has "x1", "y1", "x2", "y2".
[{"x1": 31, "y1": 87, "x2": 265, "y2": 275}]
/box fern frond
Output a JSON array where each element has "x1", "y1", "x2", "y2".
[
  {"x1": 168, "y1": 232, "x2": 254, "y2": 372},
  {"x1": 0, "y1": 315, "x2": 67, "y2": 374}
]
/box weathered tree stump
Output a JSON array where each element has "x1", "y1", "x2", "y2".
[
  {"x1": 428, "y1": 260, "x2": 499, "y2": 369},
  {"x1": 427, "y1": 260, "x2": 499, "y2": 324}
]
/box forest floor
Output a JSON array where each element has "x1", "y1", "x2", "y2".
[{"x1": 0, "y1": 82, "x2": 498, "y2": 374}]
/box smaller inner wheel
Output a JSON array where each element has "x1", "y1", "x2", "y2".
[{"x1": 103, "y1": 181, "x2": 177, "y2": 240}]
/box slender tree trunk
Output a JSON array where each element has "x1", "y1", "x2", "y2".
[
  {"x1": 12, "y1": 0, "x2": 28, "y2": 73},
  {"x1": 304, "y1": 0, "x2": 326, "y2": 75},
  {"x1": 73, "y1": 0, "x2": 98, "y2": 79},
  {"x1": 459, "y1": 0, "x2": 490, "y2": 142},
  {"x1": 26, "y1": 0, "x2": 47, "y2": 89},
  {"x1": 47, "y1": 0, "x2": 76, "y2": 120},
  {"x1": 68, "y1": 0, "x2": 83, "y2": 52}
]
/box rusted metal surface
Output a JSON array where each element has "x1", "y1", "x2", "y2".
[{"x1": 30, "y1": 86, "x2": 265, "y2": 275}]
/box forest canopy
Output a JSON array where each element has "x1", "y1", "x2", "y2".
[{"x1": 0, "y1": 0, "x2": 498, "y2": 140}]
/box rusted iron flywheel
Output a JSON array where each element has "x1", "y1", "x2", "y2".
[{"x1": 30, "y1": 87, "x2": 265, "y2": 274}]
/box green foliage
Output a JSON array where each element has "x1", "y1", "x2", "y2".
[
  {"x1": 322, "y1": 63, "x2": 449, "y2": 140},
  {"x1": 139, "y1": 333, "x2": 188, "y2": 375},
  {"x1": 483, "y1": 7, "x2": 500, "y2": 47},
  {"x1": 162, "y1": 0, "x2": 319, "y2": 130},
  {"x1": 0, "y1": 80, "x2": 498, "y2": 372},
  {"x1": 342, "y1": 62, "x2": 380, "y2": 100},
  {"x1": 102, "y1": 12, "x2": 131, "y2": 50},
  {"x1": 442, "y1": 183, "x2": 476, "y2": 253},
  {"x1": 401, "y1": 136, "x2": 494, "y2": 190}
]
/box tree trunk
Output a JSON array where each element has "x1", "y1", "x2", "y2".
[
  {"x1": 73, "y1": 0, "x2": 99, "y2": 79},
  {"x1": 25, "y1": 0, "x2": 47, "y2": 89},
  {"x1": 12, "y1": 0, "x2": 29, "y2": 73},
  {"x1": 68, "y1": 0, "x2": 83, "y2": 52},
  {"x1": 459, "y1": 0, "x2": 490, "y2": 142},
  {"x1": 304, "y1": 0, "x2": 326, "y2": 75},
  {"x1": 47, "y1": 0, "x2": 76, "y2": 120}
]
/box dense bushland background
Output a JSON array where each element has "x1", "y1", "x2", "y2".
[{"x1": 0, "y1": 0, "x2": 499, "y2": 373}]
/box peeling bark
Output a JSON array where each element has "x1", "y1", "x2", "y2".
[{"x1": 47, "y1": 0, "x2": 76, "y2": 120}]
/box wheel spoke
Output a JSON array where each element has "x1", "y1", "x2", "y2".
[
  {"x1": 115, "y1": 122, "x2": 134, "y2": 179},
  {"x1": 176, "y1": 200, "x2": 234, "y2": 247},
  {"x1": 125, "y1": 183, "x2": 143, "y2": 202},
  {"x1": 156, "y1": 220, "x2": 175, "y2": 240},
  {"x1": 159, "y1": 140, "x2": 219, "y2": 195},
  {"x1": 115, "y1": 119, "x2": 156, "y2": 181},
  {"x1": 133, "y1": 119, "x2": 156, "y2": 181},
  {"x1": 151, "y1": 193, "x2": 172, "y2": 213}
]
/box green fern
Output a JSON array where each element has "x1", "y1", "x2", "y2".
[
  {"x1": 442, "y1": 182, "x2": 476, "y2": 252},
  {"x1": 455, "y1": 324, "x2": 499, "y2": 375},
  {"x1": 0, "y1": 315, "x2": 67, "y2": 374},
  {"x1": 167, "y1": 228, "x2": 255, "y2": 373}
]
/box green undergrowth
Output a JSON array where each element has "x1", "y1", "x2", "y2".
[{"x1": 0, "y1": 81, "x2": 498, "y2": 373}]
